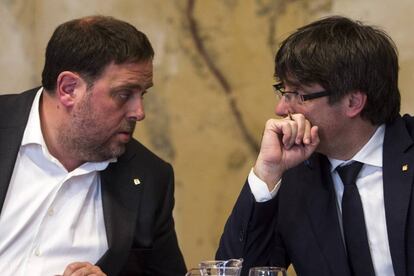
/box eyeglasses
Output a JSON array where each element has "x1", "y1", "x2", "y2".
[{"x1": 273, "y1": 82, "x2": 330, "y2": 104}]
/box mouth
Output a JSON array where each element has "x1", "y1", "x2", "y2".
[
  {"x1": 117, "y1": 131, "x2": 132, "y2": 142},
  {"x1": 116, "y1": 122, "x2": 136, "y2": 143}
]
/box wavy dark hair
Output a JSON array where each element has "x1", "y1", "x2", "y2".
[
  {"x1": 275, "y1": 16, "x2": 400, "y2": 125},
  {"x1": 42, "y1": 15, "x2": 154, "y2": 91}
]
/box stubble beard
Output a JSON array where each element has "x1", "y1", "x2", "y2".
[{"x1": 57, "y1": 94, "x2": 135, "y2": 163}]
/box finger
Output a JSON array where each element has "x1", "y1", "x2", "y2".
[
  {"x1": 292, "y1": 114, "x2": 307, "y2": 144},
  {"x1": 281, "y1": 121, "x2": 297, "y2": 149},
  {"x1": 73, "y1": 267, "x2": 106, "y2": 276},
  {"x1": 67, "y1": 265, "x2": 106, "y2": 276},
  {"x1": 62, "y1": 262, "x2": 90, "y2": 276},
  {"x1": 83, "y1": 265, "x2": 106, "y2": 276},
  {"x1": 263, "y1": 118, "x2": 300, "y2": 150},
  {"x1": 301, "y1": 125, "x2": 319, "y2": 159},
  {"x1": 266, "y1": 119, "x2": 290, "y2": 146},
  {"x1": 63, "y1": 262, "x2": 88, "y2": 276},
  {"x1": 309, "y1": 125, "x2": 320, "y2": 148},
  {"x1": 302, "y1": 120, "x2": 312, "y2": 144}
]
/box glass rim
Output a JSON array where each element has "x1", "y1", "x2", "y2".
[
  {"x1": 199, "y1": 259, "x2": 243, "y2": 268},
  {"x1": 249, "y1": 266, "x2": 287, "y2": 271}
]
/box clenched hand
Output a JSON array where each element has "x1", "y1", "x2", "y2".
[{"x1": 254, "y1": 113, "x2": 320, "y2": 191}]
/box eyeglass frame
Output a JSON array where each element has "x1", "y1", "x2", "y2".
[{"x1": 273, "y1": 82, "x2": 331, "y2": 103}]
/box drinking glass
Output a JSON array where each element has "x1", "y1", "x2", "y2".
[
  {"x1": 185, "y1": 268, "x2": 202, "y2": 276},
  {"x1": 186, "y1": 259, "x2": 243, "y2": 276},
  {"x1": 248, "y1": 267, "x2": 287, "y2": 276},
  {"x1": 186, "y1": 267, "x2": 241, "y2": 276}
]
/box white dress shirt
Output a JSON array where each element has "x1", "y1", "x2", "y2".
[
  {"x1": 249, "y1": 125, "x2": 395, "y2": 275},
  {"x1": 0, "y1": 88, "x2": 111, "y2": 276}
]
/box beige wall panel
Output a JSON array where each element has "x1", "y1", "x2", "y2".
[{"x1": 0, "y1": 0, "x2": 413, "y2": 274}]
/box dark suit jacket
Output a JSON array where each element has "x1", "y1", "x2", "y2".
[
  {"x1": 0, "y1": 88, "x2": 186, "y2": 276},
  {"x1": 217, "y1": 115, "x2": 414, "y2": 276}
]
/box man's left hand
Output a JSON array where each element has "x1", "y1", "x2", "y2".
[{"x1": 60, "y1": 262, "x2": 106, "y2": 276}]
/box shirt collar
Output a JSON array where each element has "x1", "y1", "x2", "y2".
[
  {"x1": 21, "y1": 88, "x2": 116, "y2": 173},
  {"x1": 21, "y1": 87, "x2": 44, "y2": 147},
  {"x1": 329, "y1": 124, "x2": 385, "y2": 172}
]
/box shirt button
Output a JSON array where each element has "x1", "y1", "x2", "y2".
[
  {"x1": 48, "y1": 208, "x2": 54, "y2": 216},
  {"x1": 34, "y1": 248, "x2": 41, "y2": 256}
]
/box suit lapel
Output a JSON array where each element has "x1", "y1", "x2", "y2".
[
  {"x1": 0, "y1": 89, "x2": 37, "y2": 213},
  {"x1": 383, "y1": 117, "x2": 414, "y2": 276},
  {"x1": 0, "y1": 127, "x2": 25, "y2": 212},
  {"x1": 305, "y1": 155, "x2": 351, "y2": 276},
  {"x1": 97, "y1": 144, "x2": 144, "y2": 275}
]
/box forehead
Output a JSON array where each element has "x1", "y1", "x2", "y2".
[
  {"x1": 98, "y1": 60, "x2": 153, "y2": 86},
  {"x1": 282, "y1": 79, "x2": 324, "y2": 91}
]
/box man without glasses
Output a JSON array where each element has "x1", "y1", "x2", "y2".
[{"x1": 0, "y1": 15, "x2": 186, "y2": 276}]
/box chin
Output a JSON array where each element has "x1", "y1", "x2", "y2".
[
  {"x1": 89, "y1": 141, "x2": 127, "y2": 161},
  {"x1": 110, "y1": 144, "x2": 126, "y2": 158}
]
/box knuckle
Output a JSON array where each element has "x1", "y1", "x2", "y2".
[
  {"x1": 265, "y1": 118, "x2": 275, "y2": 126},
  {"x1": 294, "y1": 113, "x2": 305, "y2": 119},
  {"x1": 289, "y1": 120, "x2": 298, "y2": 128}
]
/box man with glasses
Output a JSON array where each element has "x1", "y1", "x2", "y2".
[{"x1": 217, "y1": 16, "x2": 414, "y2": 276}]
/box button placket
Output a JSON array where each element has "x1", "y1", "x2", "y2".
[{"x1": 29, "y1": 176, "x2": 68, "y2": 264}]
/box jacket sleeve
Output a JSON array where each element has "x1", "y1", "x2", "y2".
[{"x1": 216, "y1": 181, "x2": 289, "y2": 275}]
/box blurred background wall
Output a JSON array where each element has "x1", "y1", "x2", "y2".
[{"x1": 1, "y1": 0, "x2": 413, "y2": 274}]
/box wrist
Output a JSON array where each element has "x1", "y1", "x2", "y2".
[{"x1": 252, "y1": 165, "x2": 283, "y2": 191}]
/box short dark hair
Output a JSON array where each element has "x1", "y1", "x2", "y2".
[
  {"x1": 42, "y1": 15, "x2": 154, "y2": 91},
  {"x1": 275, "y1": 16, "x2": 400, "y2": 125}
]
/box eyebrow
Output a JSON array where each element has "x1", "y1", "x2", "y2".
[{"x1": 113, "y1": 82, "x2": 153, "y2": 91}]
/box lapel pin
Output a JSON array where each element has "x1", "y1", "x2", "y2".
[
  {"x1": 402, "y1": 164, "x2": 408, "y2": 172},
  {"x1": 133, "y1": 178, "x2": 141, "y2": 185}
]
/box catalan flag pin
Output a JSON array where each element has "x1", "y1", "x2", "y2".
[
  {"x1": 133, "y1": 178, "x2": 141, "y2": 185},
  {"x1": 402, "y1": 164, "x2": 408, "y2": 172}
]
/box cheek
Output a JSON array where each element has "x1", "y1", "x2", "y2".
[
  {"x1": 104, "y1": 115, "x2": 126, "y2": 127},
  {"x1": 315, "y1": 111, "x2": 344, "y2": 138},
  {"x1": 110, "y1": 113, "x2": 131, "y2": 128},
  {"x1": 96, "y1": 103, "x2": 126, "y2": 120}
]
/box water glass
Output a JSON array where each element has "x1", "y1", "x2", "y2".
[
  {"x1": 186, "y1": 267, "x2": 241, "y2": 276},
  {"x1": 186, "y1": 259, "x2": 243, "y2": 276},
  {"x1": 248, "y1": 267, "x2": 287, "y2": 276}
]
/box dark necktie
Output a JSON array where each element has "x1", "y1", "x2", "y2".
[{"x1": 337, "y1": 161, "x2": 375, "y2": 276}]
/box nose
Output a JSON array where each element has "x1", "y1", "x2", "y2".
[
  {"x1": 274, "y1": 97, "x2": 292, "y2": 117},
  {"x1": 128, "y1": 98, "x2": 145, "y2": 121}
]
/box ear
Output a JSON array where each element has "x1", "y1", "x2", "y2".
[
  {"x1": 345, "y1": 90, "x2": 367, "y2": 118},
  {"x1": 56, "y1": 71, "x2": 84, "y2": 107}
]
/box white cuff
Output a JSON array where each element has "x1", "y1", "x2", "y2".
[{"x1": 248, "y1": 168, "x2": 281, "y2": 202}]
